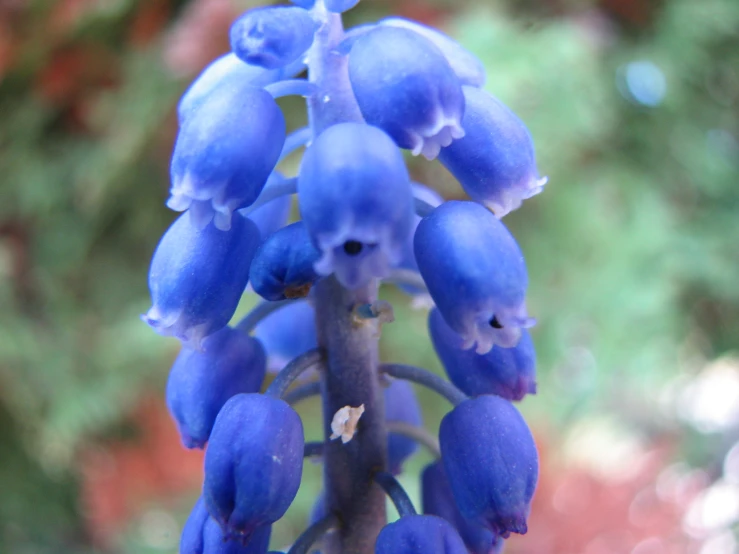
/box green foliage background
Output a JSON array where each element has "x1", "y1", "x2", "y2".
[{"x1": 0, "y1": 0, "x2": 737, "y2": 551}]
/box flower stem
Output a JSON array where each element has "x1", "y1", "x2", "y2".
[
  {"x1": 386, "y1": 421, "x2": 441, "y2": 459},
  {"x1": 306, "y1": 5, "x2": 387, "y2": 553},
  {"x1": 287, "y1": 513, "x2": 339, "y2": 554},
  {"x1": 373, "y1": 471, "x2": 417, "y2": 518},
  {"x1": 235, "y1": 299, "x2": 297, "y2": 334},
  {"x1": 284, "y1": 380, "x2": 321, "y2": 406},
  {"x1": 265, "y1": 348, "x2": 325, "y2": 399},
  {"x1": 381, "y1": 364, "x2": 468, "y2": 406},
  {"x1": 314, "y1": 276, "x2": 388, "y2": 554}
]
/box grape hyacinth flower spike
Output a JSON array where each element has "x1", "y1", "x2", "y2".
[
  {"x1": 348, "y1": 26, "x2": 465, "y2": 159},
  {"x1": 166, "y1": 327, "x2": 267, "y2": 449},
  {"x1": 429, "y1": 308, "x2": 537, "y2": 400},
  {"x1": 298, "y1": 122, "x2": 414, "y2": 289},
  {"x1": 415, "y1": 200, "x2": 535, "y2": 353},
  {"x1": 204, "y1": 394, "x2": 304, "y2": 542},
  {"x1": 181, "y1": 497, "x2": 272, "y2": 554},
  {"x1": 439, "y1": 86, "x2": 547, "y2": 218},
  {"x1": 422, "y1": 461, "x2": 504, "y2": 554},
  {"x1": 144, "y1": 1, "x2": 549, "y2": 552},
  {"x1": 169, "y1": 78, "x2": 286, "y2": 231},
  {"x1": 440, "y1": 395, "x2": 539, "y2": 538},
  {"x1": 230, "y1": 6, "x2": 317, "y2": 69},
  {"x1": 249, "y1": 221, "x2": 322, "y2": 301},
  {"x1": 143, "y1": 213, "x2": 260, "y2": 348},
  {"x1": 375, "y1": 515, "x2": 467, "y2": 554}
]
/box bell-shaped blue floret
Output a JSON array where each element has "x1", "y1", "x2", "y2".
[
  {"x1": 230, "y1": 6, "x2": 317, "y2": 70},
  {"x1": 325, "y1": 0, "x2": 360, "y2": 12},
  {"x1": 439, "y1": 395, "x2": 538, "y2": 538},
  {"x1": 439, "y1": 87, "x2": 546, "y2": 218},
  {"x1": 178, "y1": 54, "x2": 292, "y2": 124},
  {"x1": 421, "y1": 461, "x2": 504, "y2": 554},
  {"x1": 169, "y1": 82, "x2": 286, "y2": 231},
  {"x1": 166, "y1": 327, "x2": 266, "y2": 449},
  {"x1": 181, "y1": 497, "x2": 272, "y2": 554},
  {"x1": 348, "y1": 27, "x2": 465, "y2": 160},
  {"x1": 379, "y1": 18, "x2": 485, "y2": 87},
  {"x1": 254, "y1": 301, "x2": 317, "y2": 372},
  {"x1": 143, "y1": 213, "x2": 260, "y2": 349},
  {"x1": 249, "y1": 222, "x2": 321, "y2": 301},
  {"x1": 414, "y1": 201, "x2": 534, "y2": 354},
  {"x1": 298, "y1": 122, "x2": 414, "y2": 289},
  {"x1": 375, "y1": 515, "x2": 467, "y2": 554},
  {"x1": 385, "y1": 379, "x2": 422, "y2": 474},
  {"x1": 429, "y1": 308, "x2": 536, "y2": 401},
  {"x1": 204, "y1": 393, "x2": 304, "y2": 542}
]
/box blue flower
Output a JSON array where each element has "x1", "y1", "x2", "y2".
[
  {"x1": 385, "y1": 379, "x2": 422, "y2": 475},
  {"x1": 378, "y1": 18, "x2": 486, "y2": 87},
  {"x1": 348, "y1": 26, "x2": 465, "y2": 160},
  {"x1": 421, "y1": 461, "x2": 504, "y2": 554},
  {"x1": 297, "y1": 122, "x2": 414, "y2": 289},
  {"x1": 414, "y1": 201, "x2": 534, "y2": 354},
  {"x1": 230, "y1": 6, "x2": 317, "y2": 70},
  {"x1": 166, "y1": 327, "x2": 266, "y2": 449},
  {"x1": 375, "y1": 515, "x2": 467, "y2": 554},
  {"x1": 169, "y1": 82, "x2": 286, "y2": 231},
  {"x1": 439, "y1": 395, "x2": 538, "y2": 538},
  {"x1": 439, "y1": 86, "x2": 546, "y2": 218},
  {"x1": 178, "y1": 54, "x2": 294, "y2": 124},
  {"x1": 429, "y1": 308, "x2": 536, "y2": 401},
  {"x1": 143, "y1": 213, "x2": 261, "y2": 349},
  {"x1": 204, "y1": 393, "x2": 304, "y2": 542},
  {"x1": 254, "y1": 301, "x2": 317, "y2": 372},
  {"x1": 181, "y1": 497, "x2": 272, "y2": 553},
  {"x1": 249, "y1": 222, "x2": 321, "y2": 301}
]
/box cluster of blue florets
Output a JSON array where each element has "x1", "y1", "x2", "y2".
[{"x1": 143, "y1": 0, "x2": 545, "y2": 552}]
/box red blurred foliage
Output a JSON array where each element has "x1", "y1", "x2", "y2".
[
  {"x1": 128, "y1": 0, "x2": 173, "y2": 48},
  {"x1": 77, "y1": 397, "x2": 203, "y2": 548},
  {"x1": 510, "y1": 437, "x2": 704, "y2": 554}
]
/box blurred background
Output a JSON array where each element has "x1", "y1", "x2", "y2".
[{"x1": 0, "y1": 0, "x2": 738, "y2": 552}]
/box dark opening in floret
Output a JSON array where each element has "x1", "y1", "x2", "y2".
[
  {"x1": 489, "y1": 316, "x2": 503, "y2": 329},
  {"x1": 343, "y1": 240, "x2": 364, "y2": 256}
]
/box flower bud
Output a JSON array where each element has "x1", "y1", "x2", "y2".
[
  {"x1": 298, "y1": 122, "x2": 414, "y2": 289},
  {"x1": 414, "y1": 201, "x2": 534, "y2": 354},
  {"x1": 249, "y1": 222, "x2": 321, "y2": 301},
  {"x1": 375, "y1": 515, "x2": 467, "y2": 554},
  {"x1": 143, "y1": 213, "x2": 260, "y2": 349},
  {"x1": 254, "y1": 301, "x2": 317, "y2": 372},
  {"x1": 429, "y1": 308, "x2": 536, "y2": 401},
  {"x1": 178, "y1": 54, "x2": 291, "y2": 124},
  {"x1": 166, "y1": 327, "x2": 266, "y2": 449},
  {"x1": 181, "y1": 497, "x2": 272, "y2": 554},
  {"x1": 385, "y1": 379, "x2": 422, "y2": 474},
  {"x1": 230, "y1": 6, "x2": 317, "y2": 70},
  {"x1": 169, "y1": 82, "x2": 286, "y2": 231},
  {"x1": 348, "y1": 26, "x2": 465, "y2": 160},
  {"x1": 439, "y1": 395, "x2": 538, "y2": 538},
  {"x1": 379, "y1": 18, "x2": 485, "y2": 87},
  {"x1": 421, "y1": 461, "x2": 504, "y2": 554},
  {"x1": 439, "y1": 86, "x2": 546, "y2": 218},
  {"x1": 204, "y1": 393, "x2": 304, "y2": 542}
]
